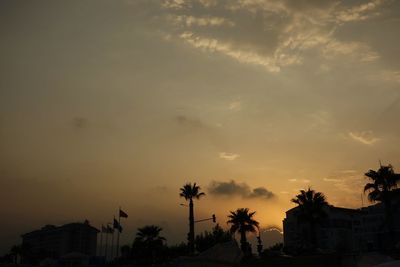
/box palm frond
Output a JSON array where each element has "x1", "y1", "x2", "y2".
[
  {"x1": 291, "y1": 187, "x2": 328, "y2": 223},
  {"x1": 226, "y1": 208, "x2": 259, "y2": 237},
  {"x1": 179, "y1": 182, "x2": 205, "y2": 200}
]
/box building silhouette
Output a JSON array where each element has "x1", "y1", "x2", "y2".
[
  {"x1": 283, "y1": 194, "x2": 400, "y2": 253},
  {"x1": 21, "y1": 220, "x2": 98, "y2": 262}
]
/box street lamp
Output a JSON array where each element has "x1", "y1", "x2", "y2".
[
  {"x1": 195, "y1": 214, "x2": 216, "y2": 223},
  {"x1": 256, "y1": 228, "x2": 263, "y2": 256},
  {"x1": 179, "y1": 204, "x2": 216, "y2": 254}
]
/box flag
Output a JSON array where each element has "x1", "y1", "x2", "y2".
[
  {"x1": 113, "y1": 218, "x2": 122, "y2": 233},
  {"x1": 119, "y1": 209, "x2": 128, "y2": 218},
  {"x1": 106, "y1": 225, "x2": 114, "y2": 233}
]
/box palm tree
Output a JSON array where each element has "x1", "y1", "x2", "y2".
[
  {"x1": 133, "y1": 225, "x2": 166, "y2": 265},
  {"x1": 227, "y1": 208, "x2": 259, "y2": 254},
  {"x1": 291, "y1": 187, "x2": 328, "y2": 249},
  {"x1": 364, "y1": 164, "x2": 400, "y2": 248},
  {"x1": 135, "y1": 225, "x2": 166, "y2": 247},
  {"x1": 179, "y1": 182, "x2": 205, "y2": 254}
]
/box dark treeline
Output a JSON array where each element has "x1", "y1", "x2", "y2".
[{"x1": 117, "y1": 224, "x2": 233, "y2": 266}]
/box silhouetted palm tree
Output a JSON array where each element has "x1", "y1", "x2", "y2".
[
  {"x1": 291, "y1": 188, "x2": 328, "y2": 249},
  {"x1": 364, "y1": 164, "x2": 400, "y2": 247},
  {"x1": 135, "y1": 225, "x2": 166, "y2": 246},
  {"x1": 227, "y1": 208, "x2": 259, "y2": 254},
  {"x1": 364, "y1": 164, "x2": 400, "y2": 203},
  {"x1": 133, "y1": 225, "x2": 166, "y2": 265},
  {"x1": 179, "y1": 182, "x2": 205, "y2": 255}
]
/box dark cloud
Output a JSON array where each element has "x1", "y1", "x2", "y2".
[
  {"x1": 208, "y1": 180, "x2": 275, "y2": 200},
  {"x1": 248, "y1": 187, "x2": 275, "y2": 200},
  {"x1": 209, "y1": 179, "x2": 250, "y2": 196},
  {"x1": 72, "y1": 117, "x2": 88, "y2": 129},
  {"x1": 175, "y1": 115, "x2": 205, "y2": 129},
  {"x1": 259, "y1": 226, "x2": 283, "y2": 248}
]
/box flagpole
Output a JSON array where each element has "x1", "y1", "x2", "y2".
[
  {"x1": 111, "y1": 219, "x2": 115, "y2": 260},
  {"x1": 117, "y1": 207, "x2": 121, "y2": 258},
  {"x1": 104, "y1": 229, "x2": 109, "y2": 262},
  {"x1": 99, "y1": 225, "x2": 103, "y2": 256}
]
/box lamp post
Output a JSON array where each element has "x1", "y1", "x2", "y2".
[
  {"x1": 257, "y1": 228, "x2": 263, "y2": 256},
  {"x1": 179, "y1": 204, "x2": 216, "y2": 253}
]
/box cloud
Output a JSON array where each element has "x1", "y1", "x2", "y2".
[
  {"x1": 261, "y1": 226, "x2": 283, "y2": 235},
  {"x1": 288, "y1": 178, "x2": 311, "y2": 183},
  {"x1": 321, "y1": 169, "x2": 366, "y2": 207},
  {"x1": 179, "y1": 32, "x2": 284, "y2": 72},
  {"x1": 335, "y1": 0, "x2": 384, "y2": 23},
  {"x1": 209, "y1": 179, "x2": 249, "y2": 195},
  {"x1": 169, "y1": 15, "x2": 234, "y2": 27},
  {"x1": 323, "y1": 170, "x2": 364, "y2": 195},
  {"x1": 159, "y1": 0, "x2": 384, "y2": 72},
  {"x1": 259, "y1": 226, "x2": 284, "y2": 247},
  {"x1": 379, "y1": 70, "x2": 400, "y2": 84},
  {"x1": 72, "y1": 117, "x2": 88, "y2": 129},
  {"x1": 175, "y1": 115, "x2": 205, "y2": 129},
  {"x1": 248, "y1": 187, "x2": 275, "y2": 199},
  {"x1": 322, "y1": 40, "x2": 379, "y2": 62},
  {"x1": 208, "y1": 180, "x2": 275, "y2": 200},
  {"x1": 349, "y1": 131, "x2": 380, "y2": 145},
  {"x1": 219, "y1": 152, "x2": 240, "y2": 160},
  {"x1": 198, "y1": 0, "x2": 217, "y2": 8},
  {"x1": 162, "y1": 0, "x2": 187, "y2": 9},
  {"x1": 228, "y1": 100, "x2": 242, "y2": 111}
]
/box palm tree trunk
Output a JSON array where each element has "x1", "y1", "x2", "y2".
[
  {"x1": 310, "y1": 221, "x2": 317, "y2": 250},
  {"x1": 240, "y1": 230, "x2": 247, "y2": 254},
  {"x1": 189, "y1": 198, "x2": 195, "y2": 255}
]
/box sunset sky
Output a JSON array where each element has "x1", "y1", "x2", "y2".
[{"x1": 1, "y1": 0, "x2": 400, "y2": 254}]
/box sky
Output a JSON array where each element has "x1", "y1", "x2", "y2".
[{"x1": 1, "y1": 0, "x2": 400, "y2": 255}]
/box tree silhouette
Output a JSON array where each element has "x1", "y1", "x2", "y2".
[
  {"x1": 364, "y1": 164, "x2": 400, "y2": 248},
  {"x1": 227, "y1": 208, "x2": 259, "y2": 254},
  {"x1": 132, "y1": 225, "x2": 166, "y2": 265},
  {"x1": 291, "y1": 187, "x2": 328, "y2": 249},
  {"x1": 195, "y1": 224, "x2": 232, "y2": 252},
  {"x1": 179, "y1": 182, "x2": 205, "y2": 255},
  {"x1": 120, "y1": 245, "x2": 131, "y2": 259},
  {"x1": 134, "y1": 225, "x2": 165, "y2": 248}
]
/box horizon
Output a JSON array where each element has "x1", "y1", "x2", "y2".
[
  {"x1": 4, "y1": 188, "x2": 386, "y2": 256},
  {"x1": 1, "y1": 0, "x2": 400, "y2": 257}
]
